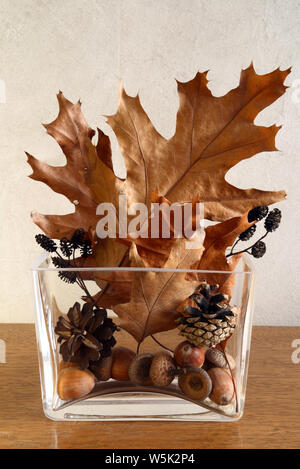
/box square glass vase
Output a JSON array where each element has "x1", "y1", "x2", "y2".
[{"x1": 32, "y1": 253, "x2": 255, "y2": 422}]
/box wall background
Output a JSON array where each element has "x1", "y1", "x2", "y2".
[{"x1": 0, "y1": 0, "x2": 300, "y2": 324}]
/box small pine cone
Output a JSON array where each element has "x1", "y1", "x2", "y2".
[
  {"x1": 60, "y1": 238, "x2": 73, "y2": 257},
  {"x1": 239, "y1": 225, "x2": 256, "y2": 241},
  {"x1": 251, "y1": 240, "x2": 266, "y2": 258},
  {"x1": 58, "y1": 270, "x2": 77, "y2": 284},
  {"x1": 248, "y1": 206, "x2": 268, "y2": 222},
  {"x1": 80, "y1": 240, "x2": 93, "y2": 258},
  {"x1": 52, "y1": 257, "x2": 77, "y2": 283},
  {"x1": 35, "y1": 234, "x2": 57, "y2": 253},
  {"x1": 71, "y1": 228, "x2": 85, "y2": 248},
  {"x1": 264, "y1": 208, "x2": 282, "y2": 232}
]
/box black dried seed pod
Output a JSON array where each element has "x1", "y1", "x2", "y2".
[
  {"x1": 60, "y1": 238, "x2": 73, "y2": 257},
  {"x1": 264, "y1": 208, "x2": 282, "y2": 232},
  {"x1": 52, "y1": 257, "x2": 77, "y2": 283},
  {"x1": 58, "y1": 270, "x2": 77, "y2": 284},
  {"x1": 71, "y1": 228, "x2": 85, "y2": 248},
  {"x1": 80, "y1": 240, "x2": 93, "y2": 258},
  {"x1": 251, "y1": 240, "x2": 266, "y2": 258},
  {"x1": 248, "y1": 206, "x2": 269, "y2": 222},
  {"x1": 239, "y1": 225, "x2": 256, "y2": 241},
  {"x1": 52, "y1": 256, "x2": 69, "y2": 269},
  {"x1": 35, "y1": 234, "x2": 57, "y2": 252}
]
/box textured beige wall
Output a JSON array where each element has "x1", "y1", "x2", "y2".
[{"x1": 0, "y1": 0, "x2": 300, "y2": 324}]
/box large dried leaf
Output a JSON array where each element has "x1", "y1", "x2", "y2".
[
  {"x1": 113, "y1": 240, "x2": 204, "y2": 343},
  {"x1": 194, "y1": 211, "x2": 256, "y2": 296},
  {"x1": 84, "y1": 271, "x2": 133, "y2": 308},
  {"x1": 107, "y1": 64, "x2": 289, "y2": 220},
  {"x1": 118, "y1": 193, "x2": 203, "y2": 267},
  {"x1": 27, "y1": 93, "x2": 120, "y2": 229},
  {"x1": 27, "y1": 92, "x2": 126, "y2": 267}
]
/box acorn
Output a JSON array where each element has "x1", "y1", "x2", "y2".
[
  {"x1": 174, "y1": 341, "x2": 206, "y2": 368},
  {"x1": 57, "y1": 367, "x2": 96, "y2": 400},
  {"x1": 178, "y1": 367, "x2": 212, "y2": 401},
  {"x1": 89, "y1": 356, "x2": 113, "y2": 381},
  {"x1": 111, "y1": 346, "x2": 136, "y2": 381},
  {"x1": 149, "y1": 351, "x2": 176, "y2": 386},
  {"x1": 205, "y1": 348, "x2": 236, "y2": 370},
  {"x1": 128, "y1": 354, "x2": 154, "y2": 386},
  {"x1": 58, "y1": 361, "x2": 79, "y2": 372},
  {"x1": 207, "y1": 367, "x2": 235, "y2": 406}
]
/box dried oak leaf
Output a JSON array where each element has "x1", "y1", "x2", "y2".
[
  {"x1": 113, "y1": 239, "x2": 204, "y2": 343},
  {"x1": 193, "y1": 211, "x2": 256, "y2": 296},
  {"x1": 83, "y1": 271, "x2": 133, "y2": 308},
  {"x1": 107, "y1": 64, "x2": 289, "y2": 220},
  {"x1": 27, "y1": 92, "x2": 127, "y2": 267},
  {"x1": 118, "y1": 192, "x2": 203, "y2": 268}
]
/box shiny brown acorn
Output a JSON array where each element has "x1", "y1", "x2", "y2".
[
  {"x1": 207, "y1": 367, "x2": 235, "y2": 406},
  {"x1": 58, "y1": 361, "x2": 79, "y2": 372},
  {"x1": 90, "y1": 356, "x2": 113, "y2": 381},
  {"x1": 57, "y1": 367, "x2": 96, "y2": 400},
  {"x1": 174, "y1": 341, "x2": 206, "y2": 368},
  {"x1": 111, "y1": 346, "x2": 136, "y2": 381}
]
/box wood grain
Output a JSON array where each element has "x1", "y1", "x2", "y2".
[{"x1": 0, "y1": 324, "x2": 299, "y2": 449}]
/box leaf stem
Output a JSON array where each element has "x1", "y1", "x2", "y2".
[{"x1": 150, "y1": 335, "x2": 174, "y2": 353}]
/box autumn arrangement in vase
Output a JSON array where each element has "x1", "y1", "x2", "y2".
[{"x1": 29, "y1": 64, "x2": 287, "y2": 417}]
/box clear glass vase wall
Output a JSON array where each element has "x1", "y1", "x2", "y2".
[{"x1": 32, "y1": 253, "x2": 255, "y2": 421}]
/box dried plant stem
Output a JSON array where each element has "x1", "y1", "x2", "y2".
[
  {"x1": 150, "y1": 335, "x2": 173, "y2": 353},
  {"x1": 226, "y1": 232, "x2": 268, "y2": 258}
]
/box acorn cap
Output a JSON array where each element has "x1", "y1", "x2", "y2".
[
  {"x1": 178, "y1": 367, "x2": 212, "y2": 401},
  {"x1": 149, "y1": 351, "x2": 176, "y2": 387},
  {"x1": 205, "y1": 348, "x2": 227, "y2": 368},
  {"x1": 205, "y1": 348, "x2": 236, "y2": 370},
  {"x1": 89, "y1": 355, "x2": 113, "y2": 381},
  {"x1": 128, "y1": 354, "x2": 154, "y2": 386}
]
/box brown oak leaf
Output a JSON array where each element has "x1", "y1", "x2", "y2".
[
  {"x1": 107, "y1": 64, "x2": 289, "y2": 220},
  {"x1": 117, "y1": 192, "x2": 203, "y2": 268},
  {"x1": 27, "y1": 92, "x2": 126, "y2": 268},
  {"x1": 193, "y1": 211, "x2": 256, "y2": 296},
  {"x1": 113, "y1": 239, "x2": 204, "y2": 344}
]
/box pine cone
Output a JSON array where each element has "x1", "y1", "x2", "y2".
[
  {"x1": 264, "y1": 208, "x2": 281, "y2": 232},
  {"x1": 55, "y1": 302, "x2": 118, "y2": 369},
  {"x1": 80, "y1": 240, "x2": 93, "y2": 258},
  {"x1": 248, "y1": 206, "x2": 268, "y2": 222},
  {"x1": 239, "y1": 225, "x2": 256, "y2": 241},
  {"x1": 175, "y1": 282, "x2": 237, "y2": 347},
  {"x1": 60, "y1": 238, "x2": 73, "y2": 257},
  {"x1": 52, "y1": 257, "x2": 77, "y2": 284},
  {"x1": 71, "y1": 228, "x2": 85, "y2": 248},
  {"x1": 251, "y1": 240, "x2": 266, "y2": 258},
  {"x1": 35, "y1": 234, "x2": 57, "y2": 253}
]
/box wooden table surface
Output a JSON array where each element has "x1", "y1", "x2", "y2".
[{"x1": 0, "y1": 324, "x2": 299, "y2": 449}]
